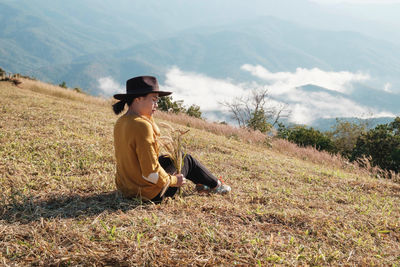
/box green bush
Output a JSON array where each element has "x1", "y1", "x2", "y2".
[
  {"x1": 247, "y1": 108, "x2": 272, "y2": 133},
  {"x1": 158, "y1": 96, "x2": 203, "y2": 118},
  {"x1": 59, "y1": 81, "x2": 67, "y2": 88},
  {"x1": 327, "y1": 118, "x2": 368, "y2": 158},
  {"x1": 277, "y1": 122, "x2": 291, "y2": 139},
  {"x1": 278, "y1": 124, "x2": 336, "y2": 153},
  {"x1": 186, "y1": 104, "x2": 202, "y2": 118},
  {"x1": 351, "y1": 117, "x2": 400, "y2": 173},
  {"x1": 157, "y1": 96, "x2": 185, "y2": 113}
]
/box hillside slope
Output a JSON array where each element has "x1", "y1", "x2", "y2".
[{"x1": 0, "y1": 80, "x2": 399, "y2": 265}]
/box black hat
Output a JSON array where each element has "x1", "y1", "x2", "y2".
[{"x1": 113, "y1": 76, "x2": 172, "y2": 100}]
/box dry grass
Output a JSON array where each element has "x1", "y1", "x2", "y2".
[
  {"x1": 355, "y1": 156, "x2": 400, "y2": 183},
  {"x1": 271, "y1": 138, "x2": 349, "y2": 169},
  {"x1": 158, "y1": 122, "x2": 189, "y2": 174},
  {"x1": 18, "y1": 78, "x2": 110, "y2": 106},
  {"x1": 155, "y1": 111, "x2": 269, "y2": 145},
  {"x1": 1, "y1": 80, "x2": 400, "y2": 266},
  {"x1": 158, "y1": 122, "x2": 190, "y2": 196}
]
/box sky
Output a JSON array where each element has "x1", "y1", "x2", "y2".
[{"x1": 309, "y1": 0, "x2": 400, "y2": 27}]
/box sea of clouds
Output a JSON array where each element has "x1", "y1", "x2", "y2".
[{"x1": 98, "y1": 65, "x2": 395, "y2": 125}]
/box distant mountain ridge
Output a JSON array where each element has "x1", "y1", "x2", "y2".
[
  {"x1": 1, "y1": 0, "x2": 399, "y2": 126},
  {"x1": 17, "y1": 16, "x2": 400, "y2": 95},
  {"x1": 2, "y1": 1, "x2": 400, "y2": 86}
]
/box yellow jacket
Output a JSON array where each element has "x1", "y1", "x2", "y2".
[{"x1": 113, "y1": 114, "x2": 177, "y2": 200}]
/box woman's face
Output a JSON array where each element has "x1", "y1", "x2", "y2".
[{"x1": 135, "y1": 93, "x2": 159, "y2": 117}]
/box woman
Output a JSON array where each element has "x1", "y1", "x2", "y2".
[{"x1": 112, "y1": 76, "x2": 231, "y2": 202}]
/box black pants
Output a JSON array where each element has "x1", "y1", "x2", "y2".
[{"x1": 151, "y1": 153, "x2": 219, "y2": 202}]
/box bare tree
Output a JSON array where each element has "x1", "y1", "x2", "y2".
[{"x1": 221, "y1": 87, "x2": 290, "y2": 132}]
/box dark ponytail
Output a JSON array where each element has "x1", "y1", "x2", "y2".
[
  {"x1": 112, "y1": 96, "x2": 136, "y2": 115},
  {"x1": 112, "y1": 100, "x2": 126, "y2": 115}
]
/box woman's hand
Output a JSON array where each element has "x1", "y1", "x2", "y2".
[{"x1": 175, "y1": 174, "x2": 187, "y2": 187}]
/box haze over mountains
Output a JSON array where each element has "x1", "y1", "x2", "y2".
[{"x1": 1, "y1": 0, "x2": 399, "y2": 126}]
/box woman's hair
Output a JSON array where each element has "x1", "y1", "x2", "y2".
[{"x1": 112, "y1": 94, "x2": 148, "y2": 115}]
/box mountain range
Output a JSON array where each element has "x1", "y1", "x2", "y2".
[{"x1": 1, "y1": 0, "x2": 399, "y2": 127}]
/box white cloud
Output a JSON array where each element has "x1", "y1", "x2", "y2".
[
  {"x1": 161, "y1": 66, "x2": 394, "y2": 125},
  {"x1": 97, "y1": 77, "x2": 124, "y2": 96},
  {"x1": 161, "y1": 67, "x2": 252, "y2": 112},
  {"x1": 285, "y1": 90, "x2": 393, "y2": 124},
  {"x1": 241, "y1": 64, "x2": 369, "y2": 95},
  {"x1": 383, "y1": 82, "x2": 393, "y2": 93},
  {"x1": 241, "y1": 64, "x2": 394, "y2": 124}
]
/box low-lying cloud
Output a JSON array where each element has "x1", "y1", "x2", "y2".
[
  {"x1": 161, "y1": 67, "x2": 251, "y2": 112},
  {"x1": 285, "y1": 90, "x2": 393, "y2": 125},
  {"x1": 161, "y1": 66, "x2": 394, "y2": 125},
  {"x1": 98, "y1": 76, "x2": 124, "y2": 96},
  {"x1": 241, "y1": 64, "x2": 369, "y2": 95}
]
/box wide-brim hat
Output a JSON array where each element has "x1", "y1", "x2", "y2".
[{"x1": 113, "y1": 76, "x2": 172, "y2": 100}]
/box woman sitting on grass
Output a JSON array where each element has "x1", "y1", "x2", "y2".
[{"x1": 112, "y1": 76, "x2": 231, "y2": 202}]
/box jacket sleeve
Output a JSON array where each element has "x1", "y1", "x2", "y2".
[{"x1": 134, "y1": 121, "x2": 178, "y2": 188}]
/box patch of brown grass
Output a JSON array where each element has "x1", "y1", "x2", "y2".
[
  {"x1": 271, "y1": 138, "x2": 348, "y2": 168},
  {"x1": 355, "y1": 156, "x2": 400, "y2": 183},
  {"x1": 18, "y1": 78, "x2": 110, "y2": 106},
  {"x1": 155, "y1": 111, "x2": 269, "y2": 145}
]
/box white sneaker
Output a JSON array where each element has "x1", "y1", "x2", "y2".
[{"x1": 195, "y1": 178, "x2": 231, "y2": 194}]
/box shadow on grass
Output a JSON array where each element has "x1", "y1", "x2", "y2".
[{"x1": 0, "y1": 191, "x2": 150, "y2": 224}]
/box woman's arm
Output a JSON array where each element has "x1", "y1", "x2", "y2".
[{"x1": 135, "y1": 120, "x2": 179, "y2": 188}]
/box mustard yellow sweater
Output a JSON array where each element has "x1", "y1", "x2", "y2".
[{"x1": 113, "y1": 114, "x2": 177, "y2": 200}]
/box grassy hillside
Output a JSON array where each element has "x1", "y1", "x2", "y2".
[{"x1": 1, "y1": 79, "x2": 399, "y2": 266}]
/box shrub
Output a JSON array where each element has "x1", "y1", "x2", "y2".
[
  {"x1": 186, "y1": 104, "x2": 202, "y2": 118},
  {"x1": 327, "y1": 118, "x2": 368, "y2": 158},
  {"x1": 351, "y1": 117, "x2": 400, "y2": 173},
  {"x1": 59, "y1": 81, "x2": 67, "y2": 88},
  {"x1": 158, "y1": 96, "x2": 185, "y2": 113},
  {"x1": 247, "y1": 108, "x2": 272, "y2": 133},
  {"x1": 73, "y1": 87, "x2": 84, "y2": 94},
  {"x1": 278, "y1": 124, "x2": 336, "y2": 153},
  {"x1": 158, "y1": 96, "x2": 203, "y2": 118}
]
